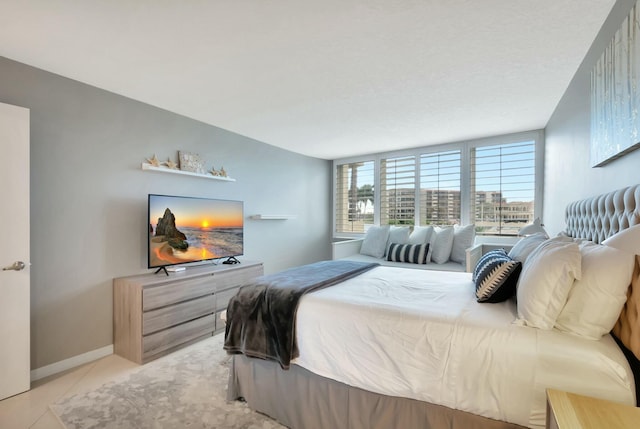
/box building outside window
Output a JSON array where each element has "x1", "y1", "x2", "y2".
[{"x1": 470, "y1": 140, "x2": 536, "y2": 235}]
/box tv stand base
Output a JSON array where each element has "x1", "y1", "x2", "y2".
[
  {"x1": 154, "y1": 266, "x2": 169, "y2": 276},
  {"x1": 223, "y1": 256, "x2": 241, "y2": 265}
]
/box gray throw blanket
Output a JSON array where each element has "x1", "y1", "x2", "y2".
[{"x1": 223, "y1": 260, "x2": 379, "y2": 369}]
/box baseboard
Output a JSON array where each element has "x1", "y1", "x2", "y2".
[{"x1": 30, "y1": 344, "x2": 114, "y2": 382}]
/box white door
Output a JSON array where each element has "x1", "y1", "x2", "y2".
[{"x1": 0, "y1": 102, "x2": 30, "y2": 400}]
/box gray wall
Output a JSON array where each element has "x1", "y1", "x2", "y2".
[
  {"x1": 0, "y1": 57, "x2": 332, "y2": 369},
  {"x1": 545, "y1": 0, "x2": 640, "y2": 235}
]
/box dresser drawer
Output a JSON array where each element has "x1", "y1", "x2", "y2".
[
  {"x1": 143, "y1": 314, "x2": 215, "y2": 360},
  {"x1": 143, "y1": 294, "x2": 216, "y2": 335},
  {"x1": 143, "y1": 274, "x2": 215, "y2": 311},
  {"x1": 215, "y1": 265, "x2": 263, "y2": 291},
  {"x1": 216, "y1": 287, "x2": 239, "y2": 313}
]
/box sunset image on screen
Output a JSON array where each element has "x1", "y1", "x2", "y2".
[{"x1": 148, "y1": 195, "x2": 243, "y2": 267}]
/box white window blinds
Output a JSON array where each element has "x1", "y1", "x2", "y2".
[
  {"x1": 470, "y1": 140, "x2": 535, "y2": 235},
  {"x1": 380, "y1": 155, "x2": 416, "y2": 225},
  {"x1": 335, "y1": 161, "x2": 375, "y2": 233},
  {"x1": 419, "y1": 150, "x2": 461, "y2": 226}
]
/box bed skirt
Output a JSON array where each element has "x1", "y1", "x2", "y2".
[{"x1": 227, "y1": 355, "x2": 526, "y2": 429}]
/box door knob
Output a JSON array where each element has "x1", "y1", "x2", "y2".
[{"x1": 3, "y1": 261, "x2": 26, "y2": 271}]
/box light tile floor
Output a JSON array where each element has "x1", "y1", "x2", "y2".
[{"x1": 0, "y1": 354, "x2": 138, "y2": 429}]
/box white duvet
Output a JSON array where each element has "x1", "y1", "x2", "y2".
[{"x1": 292, "y1": 266, "x2": 635, "y2": 429}]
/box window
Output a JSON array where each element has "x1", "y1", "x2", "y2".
[
  {"x1": 380, "y1": 155, "x2": 415, "y2": 225},
  {"x1": 419, "y1": 150, "x2": 461, "y2": 226},
  {"x1": 333, "y1": 131, "x2": 542, "y2": 237},
  {"x1": 335, "y1": 160, "x2": 375, "y2": 233},
  {"x1": 470, "y1": 140, "x2": 536, "y2": 235}
]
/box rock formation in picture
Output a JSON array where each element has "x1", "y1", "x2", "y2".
[{"x1": 155, "y1": 208, "x2": 189, "y2": 250}]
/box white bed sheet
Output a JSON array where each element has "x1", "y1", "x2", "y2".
[{"x1": 292, "y1": 266, "x2": 635, "y2": 429}]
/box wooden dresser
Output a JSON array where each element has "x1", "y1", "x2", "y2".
[{"x1": 113, "y1": 261, "x2": 263, "y2": 364}]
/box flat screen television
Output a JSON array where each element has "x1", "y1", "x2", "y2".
[{"x1": 148, "y1": 194, "x2": 244, "y2": 271}]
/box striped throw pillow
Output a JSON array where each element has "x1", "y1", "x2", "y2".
[
  {"x1": 387, "y1": 242, "x2": 429, "y2": 264},
  {"x1": 475, "y1": 252, "x2": 522, "y2": 303},
  {"x1": 472, "y1": 249, "x2": 508, "y2": 282}
]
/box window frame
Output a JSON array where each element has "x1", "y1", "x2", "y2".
[
  {"x1": 380, "y1": 154, "x2": 417, "y2": 226},
  {"x1": 418, "y1": 148, "x2": 462, "y2": 226},
  {"x1": 334, "y1": 160, "x2": 376, "y2": 234},
  {"x1": 332, "y1": 130, "x2": 544, "y2": 238}
]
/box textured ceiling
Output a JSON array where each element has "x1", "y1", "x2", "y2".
[{"x1": 0, "y1": 1, "x2": 616, "y2": 159}]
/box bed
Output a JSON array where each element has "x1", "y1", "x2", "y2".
[{"x1": 225, "y1": 185, "x2": 640, "y2": 429}]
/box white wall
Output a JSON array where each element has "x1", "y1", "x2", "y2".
[
  {"x1": 544, "y1": 0, "x2": 640, "y2": 236},
  {"x1": 0, "y1": 56, "x2": 332, "y2": 369}
]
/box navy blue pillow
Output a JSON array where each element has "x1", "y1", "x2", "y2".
[
  {"x1": 474, "y1": 251, "x2": 521, "y2": 303},
  {"x1": 473, "y1": 249, "x2": 508, "y2": 282}
]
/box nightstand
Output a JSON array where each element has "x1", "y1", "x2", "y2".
[{"x1": 546, "y1": 389, "x2": 640, "y2": 429}]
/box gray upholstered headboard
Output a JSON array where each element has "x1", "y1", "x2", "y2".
[
  {"x1": 564, "y1": 184, "x2": 640, "y2": 243},
  {"x1": 564, "y1": 184, "x2": 640, "y2": 405}
]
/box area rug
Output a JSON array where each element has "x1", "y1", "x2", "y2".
[{"x1": 50, "y1": 333, "x2": 286, "y2": 429}]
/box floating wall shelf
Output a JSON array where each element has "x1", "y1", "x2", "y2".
[
  {"x1": 250, "y1": 215, "x2": 297, "y2": 220},
  {"x1": 141, "y1": 163, "x2": 236, "y2": 182}
]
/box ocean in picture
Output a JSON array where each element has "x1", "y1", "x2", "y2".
[
  {"x1": 180, "y1": 226, "x2": 243, "y2": 259},
  {"x1": 149, "y1": 226, "x2": 243, "y2": 266}
]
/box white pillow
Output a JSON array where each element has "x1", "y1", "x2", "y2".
[
  {"x1": 508, "y1": 232, "x2": 548, "y2": 264},
  {"x1": 359, "y1": 225, "x2": 390, "y2": 259},
  {"x1": 386, "y1": 226, "x2": 410, "y2": 256},
  {"x1": 450, "y1": 224, "x2": 475, "y2": 264},
  {"x1": 430, "y1": 226, "x2": 455, "y2": 264},
  {"x1": 516, "y1": 237, "x2": 582, "y2": 330},
  {"x1": 555, "y1": 241, "x2": 634, "y2": 339},
  {"x1": 408, "y1": 226, "x2": 434, "y2": 245}
]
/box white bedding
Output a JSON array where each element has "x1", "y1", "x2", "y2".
[{"x1": 292, "y1": 266, "x2": 635, "y2": 429}]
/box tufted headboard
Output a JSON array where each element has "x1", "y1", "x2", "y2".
[
  {"x1": 564, "y1": 185, "x2": 640, "y2": 244},
  {"x1": 564, "y1": 184, "x2": 640, "y2": 404}
]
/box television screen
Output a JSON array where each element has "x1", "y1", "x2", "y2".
[{"x1": 148, "y1": 194, "x2": 243, "y2": 269}]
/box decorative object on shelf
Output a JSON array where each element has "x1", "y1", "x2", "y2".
[
  {"x1": 141, "y1": 150, "x2": 234, "y2": 181},
  {"x1": 163, "y1": 157, "x2": 178, "y2": 170},
  {"x1": 209, "y1": 166, "x2": 228, "y2": 177},
  {"x1": 178, "y1": 151, "x2": 206, "y2": 174},
  {"x1": 146, "y1": 154, "x2": 161, "y2": 167},
  {"x1": 591, "y1": 3, "x2": 640, "y2": 167},
  {"x1": 250, "y1": 215, "x2": 297, "y2": 220},
  {"x1": 141, "y1": 163, "x2": 236, "y2": 182}
]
